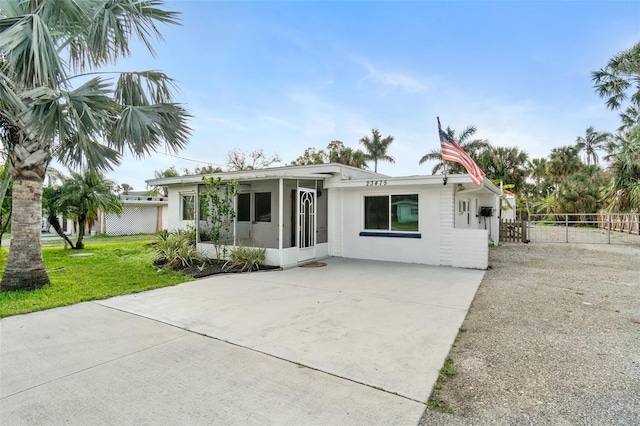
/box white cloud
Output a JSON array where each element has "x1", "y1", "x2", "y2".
[
  {"x1": 260, "y1": 115, "x2": 298, "y2": 129},
  {"x1": 354, "y1": 58, "x2": 427, "y2": 94}
]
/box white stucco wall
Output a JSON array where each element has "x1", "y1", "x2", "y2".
[
  {"x1": 167, "y1": 184, "x2": 198, "y2": 231},
  {"x1": 329, "y1": 183, "x2": 493, "y2": 269},
  {"x1": 329, "y1": 184, "x2": 443, "y2": 265}
]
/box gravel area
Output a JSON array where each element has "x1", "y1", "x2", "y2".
[{"x1": 419, "y1": 242, "x2": 640, "y2": 425}]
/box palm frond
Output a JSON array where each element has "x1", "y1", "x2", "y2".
[
  {"x1": 0, "y1": 13, "x2": 66, "y2": 88},
  {"x1": 70, "y1": 0, "x2": 180, "y2": 70}
]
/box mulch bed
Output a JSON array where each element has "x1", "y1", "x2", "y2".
[{"x1": 178, "y1": 259, "x2": 281, "y2": 279}]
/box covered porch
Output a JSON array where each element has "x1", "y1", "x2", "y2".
[{"x1": 197, "y1": 177, "x2": 328, "y2": 268}]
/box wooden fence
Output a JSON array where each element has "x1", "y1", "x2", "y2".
[
  {"x1": 499, "y1": 219, "x2": 528, "y2": 243},
  {"x1": 595, "y1": 212, "x2": 640, "y2": 235}
]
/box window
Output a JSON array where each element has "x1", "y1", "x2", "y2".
[
  {"x1": 364, "y1": 194, "x2": 418, "y2": 232},
  {"x1": 237, "y1": 193, "x2": 250, "y2": 222},
  {"x1": 254, "y1": 192, "x2": 271, "y2": 222},
  {"x1": 181, "y1": 194, "x2": 195, "y2": 221}
]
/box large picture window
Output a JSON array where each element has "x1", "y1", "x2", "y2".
[
  {"x1": 181, "y1": 194, "x2": 195, "y2": 221},
  {"x1": 364, "y1": 194, "x2": 419, "y2": 232}
]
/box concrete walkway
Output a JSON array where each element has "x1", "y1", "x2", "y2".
[{"x1": 1, "y1": 258, "x2": 484, "y2": 425}]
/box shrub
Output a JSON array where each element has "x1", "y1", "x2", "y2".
[
  {"x1": 152, "y1": 229, "x2": 204, "y2": 271},
  {"x1": 224, "y1": 244, "x2": 266, "y2": 272}
]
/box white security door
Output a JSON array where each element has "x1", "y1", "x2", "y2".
[{"x1": 297, "y1": 189, "x2": 316, "y2": 262}]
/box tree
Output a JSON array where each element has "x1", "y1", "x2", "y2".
[
  {"x1": 419, "y1": 125, "x2": 491, "y2": 175},
  {"x1": 605, "y1": 127, "x2": 640, "y2": 212},
  {"x1": 226, "y1": 149, "x2": 281, "y2": 171},
  {"x1": 546, "y1": 145, "x2": 583, "y2": 185},
  {"x1": 151, "y1": 166, "x2": 181, "y2": 196},
  {"x1": 359, "y1": 129, "x2": 395, "y2": 172},
  {"x1": 478, "y1": 146, "x2": 529, "y2": 194},
  {"x1": 120, "y1": 183, "x2": 133, "y2": 195},
  {"x1": 289, "y1": 147, "x2": 328, "y2": 166},
  {"x1": 0, "y1": 160, "x2": 12, "y2": 246},
  {"x1": 575, "y1": 126, "x2": 611, "y2": 166},
  {"x1": 42, "y1": 186, "x2": 76, "y2": 249},
  {"x1": 191, "y1": 165, "x2": 223, "y2": 175},
  {"x1": 57, "y1": 172, "x2": 123, "y2": 250},
  {"x1": 327, "y1": 141, "x2": 369, "y2": 168},
  {"x1": 592, "y1": 42, "x2": 640, "y2": 113},
  {"x1": 0, "y1": 1, "x2": 190, "y2": 291}
]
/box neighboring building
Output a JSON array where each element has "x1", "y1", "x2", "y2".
[
  {"x1": 96, "y1": 193, "x2": 168, "y2": 236},
  {"x1": 501, "y1": 193, "x2": 517, "y2": 221},
  {"x1": 147, "y1": 163, "x2": 502, "y2": 270}
]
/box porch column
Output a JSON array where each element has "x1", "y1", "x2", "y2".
[{"x1": 278, "y1": 178, "x2": 284, "y2": 264}]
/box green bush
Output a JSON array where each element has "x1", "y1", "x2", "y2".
[
  {"x1": 224, "y1": 244, "x2": 266, "y2": 272},
  {"x1": 153, "y1": 229, "x2": 204, "y2": 270}
]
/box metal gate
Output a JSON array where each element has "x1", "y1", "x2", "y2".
[{"x1": 527, "y1": 213, "x2": 640, "y2": 245}]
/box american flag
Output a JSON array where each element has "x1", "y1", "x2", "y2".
[{"x1": 439, "y1": 128, "x2": 486, "y2": 186}]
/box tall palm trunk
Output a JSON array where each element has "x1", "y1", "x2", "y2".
[{"x1": 0, "y1": 177, "x2": 50, "y2": 291}]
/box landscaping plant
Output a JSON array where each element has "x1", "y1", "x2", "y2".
[
  {"x1": 152, "y1": 228, "x2": 204, "y2": 271},
  {"x1": 198, "y1": 177, "x2": 238, "y2": 259},
  {"x1": 224, "y1": 244, "x2": 266, "y2": 272}
]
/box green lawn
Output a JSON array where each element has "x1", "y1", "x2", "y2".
[{"x1": 0, "y1": 235, "x2": 193, "y2": 318}]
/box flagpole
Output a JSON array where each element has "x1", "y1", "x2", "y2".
[{"x1": 438, "y1": 116, "x2": 448, "y2": 185}]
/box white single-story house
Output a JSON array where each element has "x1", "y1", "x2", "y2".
[{"x1": 146, "y1": 163, "x2": 502, "y2": 270}]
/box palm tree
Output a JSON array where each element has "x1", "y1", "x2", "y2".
[
  {"x1": 57, "y1": 172, "x2": 123, "y2": 250},
  {"x1": 120, "y1": 183, "x2": 133, "y2": 195},
  {"x1": 575, "y1": 126, "x2": 611, "y2": 165},
  {"x1": 592, "y1": 41, "x2": 640, "y2": 112},
  {"x1": 528, "y1": 158, "x2": 548, "y2": 190},
  {"x1": 618, "y1": 106, "x2": 640, "y2": 132},
  {"x1": 359, "y1": 129, "x2": 395, "y2": 172},
  {"x1": 419, "y1": 125, "x2": 491, "y2": 175},
  {"x1": 327, "y1": 141, "x2": 369, "y2": 169},
  {"x1": 42, "y1": 186, "x2": 76, "y2": 249},
  {"x1": 478, "y1": 146, "x2": 529, "y2": 194},
  {"x1": 605, "y1": 128, "x2": 640, "y2": 212},
  {"x1": 0, "y1": 1, "x2": 191, "y2": 291},
  {"x1": 546, "y1": 145, "x2": 583, "y2": 185}
]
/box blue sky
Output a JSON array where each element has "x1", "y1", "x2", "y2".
[{"x1": 104, "y1": 0, "x2": 640, "y2": 191}]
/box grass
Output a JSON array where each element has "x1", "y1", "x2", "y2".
[{"x1": 0, "y1": 234, "x2": 193, "y2": 318}]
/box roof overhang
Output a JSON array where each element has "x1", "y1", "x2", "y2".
[
  {"x1": 324, "y1": 173, "x2": 502, "y2": 196},
  {"x1": 146, "y1": 163, "x2": 385, "y2": 187}
]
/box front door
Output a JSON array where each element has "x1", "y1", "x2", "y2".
[{"x1": 297, "y1": 188, "x2": 316, "y2": 262}]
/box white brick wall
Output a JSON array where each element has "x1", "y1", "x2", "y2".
[{"x1": 439, "y1": 187, "x2": 454, "y2": 266}]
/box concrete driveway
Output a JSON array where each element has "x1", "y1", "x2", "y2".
[{"x1": 1, "y1": 258, "x2": 484, "y2": 425}]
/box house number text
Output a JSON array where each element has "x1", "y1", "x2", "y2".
[{"x1": 365, "y1": 180, "x2": 388, "y2": 186}]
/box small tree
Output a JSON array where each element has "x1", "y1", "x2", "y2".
[
  {"x1": 57, "y1": 172, "x2": 123, "y2": 249},
  {"x1": 199, "y1": 177, "x2": 238, "y2": 259},
  {"x1": 120, "y1": 183, "x2": 133, "y2": 195}
]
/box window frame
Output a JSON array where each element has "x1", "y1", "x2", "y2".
[
  {"x1": 254, "y1": 192, "x2": 272, "y2": 223},
  {"x1": 236, "y1": 192, "x2": 251, "y2": 222},
  {"x1": 180, "y1": 192, "x2": 196, "y2": 221},
  {"x1": 362, "y1": 193, "x2": 420, "y2": 234}
]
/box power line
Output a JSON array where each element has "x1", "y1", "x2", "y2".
[{"x1": 156, "y1": 151, "x2": 225, "y2": 167}]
